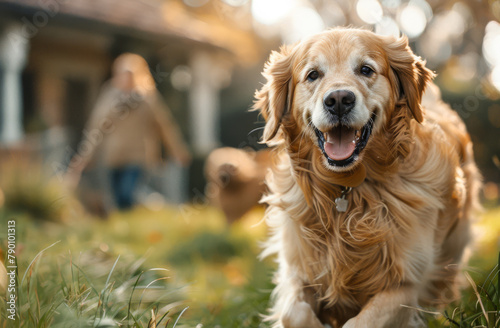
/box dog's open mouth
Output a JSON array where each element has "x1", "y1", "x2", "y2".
[{"x1": 314, "y1": 113, "x2": 375, "y2": 167}]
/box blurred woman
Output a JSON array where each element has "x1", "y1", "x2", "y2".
[{"x1": 68, "y1": 53, "x2": 191, "y2": 210}]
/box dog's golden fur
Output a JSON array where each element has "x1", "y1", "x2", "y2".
[{"x1": 255, "y1": 28, "x2": 481, "y2": 328}]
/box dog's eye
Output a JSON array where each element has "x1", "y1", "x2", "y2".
[
  {"x1": 360, "y1": 65, "x2": 374, "y2": 77},
  {"x1": 307, "y1": 70, "x2": 319, "y2": 82}
]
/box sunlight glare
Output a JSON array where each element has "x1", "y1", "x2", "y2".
[
  {"x1": 483, "y1": 21, "x2": 500, "y2": 68},
  {"x1": 399, "y1": 3, "x2": 427, "y2": 38},
  {"x1": 251, "y1": 0, "x2": 297, "y2": 25},
  {"x1": 356, "y1": 0, "x2": 383, "y2": 24},
  {"x1": 284, "y1": 6, "x2": 325, "y2": 44},
  {"x1": 491, "y1": 65, "x2": 500, "y2": 92},
  {"x1": 221, "y1": 0, "x2": 248, "y2": 6},
  {"x1": 381, "y1": 0, "x2": 401, "y2": 9},
  {"x1": 411, "y1": 0, "x2": 433, "y2": 21},
  {"x1": 375, "y1": 16, "x2": 400, "y2": 37}
]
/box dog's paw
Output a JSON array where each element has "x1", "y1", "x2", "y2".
[
  {"x1": 282, "y1": 301, "x2": 324, "y2": 328},
  {"x1": 342, "y1": 317, "x2": 361, "y2": 328}
]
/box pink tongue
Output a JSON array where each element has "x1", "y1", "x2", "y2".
[{"x1": 324, "y1": 126, "x2": 356, "y2": 161}]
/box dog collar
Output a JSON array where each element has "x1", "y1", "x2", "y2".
[
  {"x1": 335, "y1": 186, "x2": 352, "y2": 212},
  {"x1": 328, "y1": 163, "x2": 366, "y2": 188},
  {"x1": 327, "y1": 162, "x2": 365, "y2": 213}
]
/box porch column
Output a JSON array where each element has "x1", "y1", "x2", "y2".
[
  {"x1": 0, "y1": 23, "x2": 29, "y2": 144},
  {"x1": 189, "y1": 52, "x2": 226, "y2": 156}
]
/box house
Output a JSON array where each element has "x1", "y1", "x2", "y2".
[{"x1": 0, "y1": 0, "x2": 268, "y2": 207}]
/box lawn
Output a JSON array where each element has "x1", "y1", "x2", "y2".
[
  {"x1": 1, "y1": 190, "x2": 500, "y2": 327},
  {"x1": 0, "y1": 200, "x2": 274, "y2": 327}
]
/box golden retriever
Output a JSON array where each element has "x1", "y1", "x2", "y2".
[{"x1": 254, "y1": 28, "x2": 481, "y2": 328}]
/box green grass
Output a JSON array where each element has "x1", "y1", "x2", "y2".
[
  {"x1": 0, "y1": 204, "x2": 273, "y2": 327},
  {"x1": 0, "y1": 239, "x2": 187, "y2": 328},
  {"x1": 448, "y1": 260, "x2": 500, "y2": 327},
  {"x1": 0, "y1": 160, "x2": 72, "y2": 222},
  {"x1": 426, "y1": 255, "x2": 500, "y2": 327},
  {"x1": 1, "y1": 186, "x2": 499, "y2": 327},
  {"x1": 426, "y1": 207, "x2": 500, "y2": 327}
]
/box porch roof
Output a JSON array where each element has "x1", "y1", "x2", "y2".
[{"x1": 0, "y1": 0, "x2": 262, "y2": 63}]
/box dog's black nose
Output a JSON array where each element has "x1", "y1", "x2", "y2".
[{"x1": 323, "y1": 90, "x2": 356, "y2": 117}]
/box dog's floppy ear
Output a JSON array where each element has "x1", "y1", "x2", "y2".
[
  {"x1": 382, "y1": 35, "x2": 435, "y2": 123},
  {"x1": 253, "y1": 44, "x2": 295, "y2": 144}
]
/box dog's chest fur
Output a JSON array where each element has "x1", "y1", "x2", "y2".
[{"x1": 275, "y1": 171, "x2": 411, "y2": 303}]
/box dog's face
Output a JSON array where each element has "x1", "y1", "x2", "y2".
[{"x1": 255, "y1": 28, "x2": 433, "y2": 172}]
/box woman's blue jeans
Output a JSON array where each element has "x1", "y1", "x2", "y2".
[{"x1": 110, "y1": 165, "x2": 142, "y2": 210}]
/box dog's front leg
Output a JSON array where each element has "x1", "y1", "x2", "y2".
[
  {"x1": 277, "y1": 284, "x2": 324, "y2": 328},
  {"x1": 281, "y1": 299, "x2": 325, "y2": 328},
  {"x1": 342, "y1": 287, "x2": 419, "y2": 328}
]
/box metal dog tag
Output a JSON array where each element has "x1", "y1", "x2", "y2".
[{"x1": 335, "y1": 195, "x2": 349, "y2": 212}]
